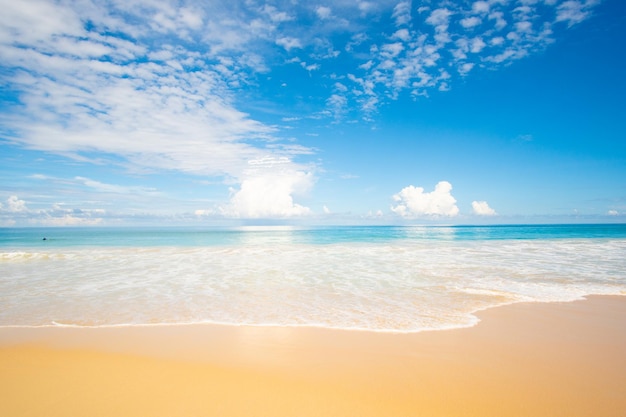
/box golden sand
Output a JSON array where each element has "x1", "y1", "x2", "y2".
[{"x1": 1, "y1": 296, "x2": 625, "y2": 417}]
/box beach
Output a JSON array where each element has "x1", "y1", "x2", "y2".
[{"x1": 1, "y1": 295, "x2": 625, "y2": 417}]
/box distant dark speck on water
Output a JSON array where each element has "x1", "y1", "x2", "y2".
[{"x1": 42, "y1": 237, "x2": 47, "y2": 241}]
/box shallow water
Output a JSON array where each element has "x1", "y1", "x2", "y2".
[{"x1": 1, "y1": 225, "x2": 625, "y2": 332}]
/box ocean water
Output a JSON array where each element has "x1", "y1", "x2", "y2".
[{"x1": 1, "y1": 225, "x2": 625, "y2": 332}]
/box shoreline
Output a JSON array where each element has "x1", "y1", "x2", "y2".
[
  {"x1": 1, "y1": 292, "x2": 623, "y2": 333},
  {"x1": 1, "y1": 295, "x2": 625, "y2": 416}
]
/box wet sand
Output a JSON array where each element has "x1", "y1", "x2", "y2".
[{"x1": 1, "y1": 296, "x2": 625, "y2": 417}]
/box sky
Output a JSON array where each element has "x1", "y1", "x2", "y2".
[{"x1": 1, "y1": 0, "x2": 625, "y2": 226}]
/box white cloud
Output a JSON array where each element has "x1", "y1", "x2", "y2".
[
  {"x1": 5, "y1": 196, "x2": 28, "y2": 212},
  {"x1": 556, "y1": 1, "x2": 597, "y2": 27},
  {"x1": 608, "y1": 210, "x2": 619, "y2": 216},
  {"x1": 515, "y1": 21, "x2": 533, "y2": 33},
  {"x1": 335, "y1": 0, "x2": 600, "y2": 115},
  {"x1": 221, "y1": 157, "x2": 313, "y2": 218},
  {"x1": 2, "y1": 0, "x2": 602, "y2": 130},
  {"x1": 470, "y1": 37, "x2": 486, "y2": 52},
  {"x1": 327, "y1": 93, "x2": 348, "y2": 119},
  {"x1": 393, "y1": 28, "x2": 411, "y2": 41},
  {"x1": 459, "y1": 62, "x2": 475, "y2": 75},
  {"x1": 391, "y1": 181, "x2": 460, "y2": 218},
  {"x1": 489, "y1": 11, "x2": 507, "y2": 30},
  {"x1": 461, "y1": 16, "x2": 482, "y2": 28},
  {"x1": 276, "y1": 36, "x2": 302, "y2": 51},
  {"x1": 73, "y1": 176, "x2": 160, "y2": 197},
  {"x1": 0, "y1": 195, "x2": 107, "y2": 226},
  {"x1": 40, "y1": 214, "x2": 104, "y2": 226},
  {"x1": 223, "y1": 173, "x2": 313, "y2": 218},
  {"x1": 0, "y1": 0, "x2": 607, "y2": 221},
  {"x1": 263, "y1": 5, "x2": 294, "y2": 23},
  {"x1": 0, "y1": 0, "x2": 315, "y2": 194},
  {"x1": 316, "y1": 6, "x2": 332, "y2": 20},
  {"x1": 392, "y1": 2, "x2": 412, "y2": 26},
  {"x1": 472, "y1": 1, "x2": 491, "y2": 14},
  {"x1": 472, "y1": 201, "x2": 497, "y2": 216},
  {"x1": 426, "y1": 8, "x2": 452, "y2": 30},
  {"x1": 358, "y1": 2, "x2": 376, "y2": 14},
  {"x1": 381, "y1": 42, "x2": 404, "y2": 58}
]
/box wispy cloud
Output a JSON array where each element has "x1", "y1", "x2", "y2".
[
  {"x1": 2, "y1": 0, "x2": 600, "y2": 133},
  {"x1": 0, "y1": 195, "x2": 105, "y2": 226},
  {"x1": 323, "y1": 0, "x2": 599, "y2": 115},
  {"x1": 0, "y1": 0, "x2": 605, "y2": 220},
  {"x1": 0, "y1": 1, "x2": 311, "y2": 181},
  {"x1": 556, "y1": 0, "x2": 601, "y2": 27},
  {"x1": 0, "y1": 0, "x2": 321, "y2": 219}
]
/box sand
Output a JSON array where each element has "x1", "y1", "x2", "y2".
[{"x1": 1, "y1": 296, "x2": 625, "y2": 417}]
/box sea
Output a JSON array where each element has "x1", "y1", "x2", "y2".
[{"x1": 1, "y1": 224, "x2": 625, "y2": 332}]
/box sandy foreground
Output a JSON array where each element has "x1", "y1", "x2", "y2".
[{"x1": 1, "y1": 296, "x2": 625, "y2": 417}]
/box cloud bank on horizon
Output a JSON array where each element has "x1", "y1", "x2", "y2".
[{"x1": 0, "y1": 0, "x2": 617, "y2": 225}]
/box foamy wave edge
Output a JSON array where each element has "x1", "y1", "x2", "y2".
[{"x1": 1, "y1": 292, "x2": 624, "y2": 334}]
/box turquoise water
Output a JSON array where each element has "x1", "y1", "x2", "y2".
[
  {"x1": 1, "y1": 225, "x2": 625, "y2": 331},
  {"x1": 2, "y1": 224, "x2": 626, "y2": 248}
]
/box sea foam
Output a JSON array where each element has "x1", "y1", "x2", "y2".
[{"x1": 1, "y1": 234, "x2": 624, "y2": 332}]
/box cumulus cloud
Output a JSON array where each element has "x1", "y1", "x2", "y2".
[
  {"x1": 608, "y1": 210, "x2": 619, "y2": 216},
  {"x1": 5, "y1": 196, "x2": 28, "y2": 212},
  {"x1": 221, "y1": 157, "x2": 313, "y2": 218},
  {"x1": 391, "y1": 181, "x2": 459, "y2": 218},
  {"x1": 472, "y1": 200, "x2": 497, "y2": 216}
]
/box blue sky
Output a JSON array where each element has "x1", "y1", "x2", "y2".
[{"x1": 1, "y1": 0, "x2": 625, "y2": 226}]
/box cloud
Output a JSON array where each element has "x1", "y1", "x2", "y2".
[
  {"x1": 321, "y1": 0, "x2": 601, "y2": 115},
  {"x1": 5, "y1": 196, "x2": 28, "y2": 212},
  {"x1": 608, "y1": 210, "x2": 619, "y2": 216},
  {"x1": 40, "y1": 213, "x2": 104, "y2": 226},
  {"x1": 1, "y1": 0, "x2": 604, "y2": 130},
  {"x1": 220, "y1": 157, "x2": 314, "y2": 218},
  {"x1": 263, "y1": 5, "x2": 294, "y2": 23},
  {"x1": 472, "y1": 200, "x2": 497, "y2": 216},
  {"x1": 0, "y1": 0, "x2": 606, "y2": 221},
  {"x1": 391, "y1": 181, "x2": 459, "y2": 218},
  {"x1": 316, "y1": 6, "x2": 332, "y2": 20},
  {"x1": 392, "y1": 2, "x2": 412, "y2": 26},
  {"x1": 0, "y1": 1, "x2": 310, "y2": 174},
  {"x1": 472, "y1": 1, "x2": 491, "y2": 14},
  {"x1": 460, "y1": 16, "x2": 482, "y2": 28},
  {"x1": 0, "y1": 0, "x2": 319, "y2": 217},
  {"x1": 0, "y1": 195, "x2": 105, "y2": 226},
  {"x1": 459, "y1": 62, "x2": 475, "y2": 75},
  {"x1": 276, "y1": 36, "x2": 302, "y2": 51},
  {"x1": 556, "y1": 0, "x2": 599, "y2": 27}
]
